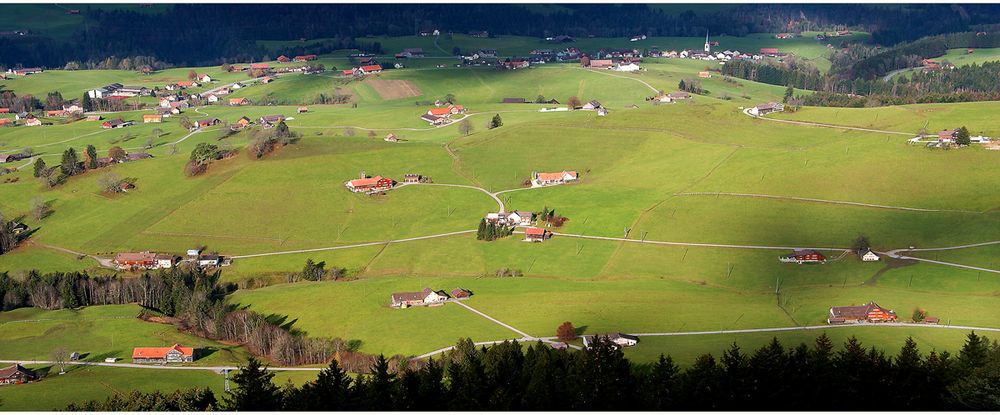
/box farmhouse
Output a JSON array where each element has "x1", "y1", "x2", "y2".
[
  {"x1": 589, "y1": 59, "x2": 614, "y2": 69},
  {"x1": 259, "y1": 114, "x2": 285, "y2": 127},
  {"x1": 451, "y1": 288, "x2": 472, "y2": 299},
  {"x1": 397, "y1": 48, "x2": 425, "y2": 58},
  {"x1": 101, "y1": 119, "x2": 133, "y2": 129},
  {"x1": 195, "y1": 118, "x2": 222, "y2": 129},
  {"x1": 46, "y1": 110, "x2": 68, "y2": 117},
  {"x1": 616, "y1": 62, "x2": 641, "y2": 72},
  {"x1": 861, "y1": 249, "x2": 880, "y2": 262},
  {"x1": 532, "y1": 170, "x2": 579, "y2": 187},
  {"x1": 384, "y1": 133, "x2": 399, "y2": 142},
  {"x1": 421, "y1": 113, "x2": 449, "y2": 125},
  {"x1": 23, "y1": 116, "x2": 42, "y2": 127},
  {"x1": 229, "y1": 97, "x2": 250, "y2": 106},
  {"x1": 346, "y1": 175, "x2": 395, "y2": 193},
  {"x1": 294, "y1": 54, "x2": 318, "y2": 62},
  {"x1": 204, "y1": 94, "x2": 220, "y2": 103},
  {"x1": 390, "y1": 288, "x2": 448, "y2": 308},
  {"x1": 62, "y1": 104, "x2": 84, "y2": 114},
  {"x1": 582, "y1": 100, "x2": 603, "y2": 110},
  {"x1": 196, "y1": 254, "x2": 221, "y2": 268},
  {"x1": 779, "y1": 249, "x2": 826, "y2": 264},
  {"x1": 10, "y1": 67, "x2": 43, "y2": 76},
  {"x1": 143, "y1": 114, "x2": 162, "y2": 123},
  {"x1": 132, "y1": 344, "x2": 195, "y2": 363},
  {"x1": 749, "y1": 102, "x2": 784, "y2": 116},
  {"x1": 0, "y1": 153, "x2": 26, "y2": 163},
  {"x1": 760, "y1": 47, "x2": 780, "y2": 56},
  {"x1": 938, "y1": 129, "x2": 957, "y2": 143},
  {"x1": 698, "y1": 71, "x2": 712, "y2": 78},
  {"x1": 277, "y1": 55, "x2": 290, "y2": 63},
  {"x1": 198, "y1": 74, "x2": 212, "y2": 82},
  {"x1": 667, "y1": 91, "x2": 691, "y2": 100},
  {"x1": 297, "y1": 106, "x2": 308, "y2": 114},
  {"x1": 0, "y1": 364, "x2": 36, "y2": 386},
  {"x1": 524, "y1": 227, "x2": 549, "y2": 242},
  {"x1": 250, "y1": 63, "x2": 270, "y2": 70},
  {"x1": 827, "y1": 301, "x2": 897, "y2": 324},
  {"x1": 582, "y1": 332, "x2": 639, "y2": 348},
  {"x1": 507, "y1": 210, "x2": 534, "y2": 226},
  {"x1": 403, "y1": 173, "x2": 422, "y2": 183},
  {"x1": 114, "y1": 252, "x2": 177, "y2": 270}
]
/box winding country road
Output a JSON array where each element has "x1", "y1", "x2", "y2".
[{"x1": 673, "y1": 192, "x2": 980, "y2": 213}]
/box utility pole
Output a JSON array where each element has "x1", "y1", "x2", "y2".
[{"x1": 224, "y1": 369, "x2": 230, "y2": 392}]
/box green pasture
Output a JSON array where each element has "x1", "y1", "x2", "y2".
[
  {"x1": 773, "y1": 101, "x2": 1000, "y2": 137},
  {"x1": 0, "y1": 363, "x2": 316, "y2": 411},
  {"x1": 0, "y1": 305, "x2": 247, "y2": 365}
]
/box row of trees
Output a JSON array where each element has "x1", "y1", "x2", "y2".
[
  {"x1": 0, "y1": 269, "x2": 357, "y2": 365},
  {"x1": 69, "y1": 332, "x2": 1000, "y2": 410}
]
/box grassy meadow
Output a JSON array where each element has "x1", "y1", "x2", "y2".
[{"x1": 1, "y1": 32, "x2": 1000, "y2": 409}]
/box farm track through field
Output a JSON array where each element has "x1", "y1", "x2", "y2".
[
  {"x1": 673, "y1": 192, "x2": 981, "y2": 213},
  {"x1": 743, "y1": 108, "x2": 914, "y2": 135}
]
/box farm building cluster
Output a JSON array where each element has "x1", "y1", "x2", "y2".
[
  {"x1": 826, "y1": 301, "x2": 899, "y2": 324},
  {"x1": 420, "y1": 104, "x2": 466, "y2": 125},
  {"x1": 113, "y1": 249, "x2": 226, "y2": 271},
  {"x1": 531, "y1": 170, "x2": 579, "y2": 187},
  {"x1": 390, "y1": 287, "x2": 471, "y2": 308}
]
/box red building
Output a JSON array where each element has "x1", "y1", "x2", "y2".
[
  {"x1": 293, "y1": 54, "x2": 318, "y2": 62},
  {"x1": 0, "y1": 364, "x2": 36, "y2": 385},
  {"x1": 346, "y1": 175, "x2": 395, "y2": 193},
  {"x1": 276, "y1": 55, "x2": 290, "y2": 63},
  {"x1": 779, "y1": 249, "x2": 826, "y2": 264},
  {"x1": 828, "y1": 301, "x2": 897, "y2": 324}
]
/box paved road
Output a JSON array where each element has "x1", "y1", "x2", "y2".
[
  {"x1": 30, "y1": 241, "x2": 114, "y2": 268},
  {"x1": 400, "y1": 182, "x2": 505, "y2": 211},
  {"x1": 888, "y1": 240, "x2": 1000, "y2": 254},
  {"x1": 549, "y1": 231, "x2": 851, "y2": 253},
  {"x1": 884, "y1": 253, "x2": 1000, "y2": 275},
  {"x1": 743, "y1": 108, "x2": 914, "y2": 136},
  {"x1": 450, "y1": 299, "x2": 534, "y2": 339},
  {"x1": 228, "y1": 229, "x2": 476, "y2": 259},
  {"x1": 674, "y1": 192, "x2": 979, "y2": 213}
]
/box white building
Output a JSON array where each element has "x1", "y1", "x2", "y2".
[
  {"x1": 861, "y1": 249, "x2": 880, "y2": 262},
  {"x1": 615, "y1": 63, "x2": 641, "y2": 72}
]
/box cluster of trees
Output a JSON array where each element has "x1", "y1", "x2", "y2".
[
  {"x1": 184, "y1": 142, "x2": 229, "y2": 176},
  {"x1": 476, "y1": 219, "x2": 514, "y2": 241},
  {"x1": 488, "y1": 114, "x2": 503, "y2": 129},
  {"x1": 72, "y1": 333, "x2": 1000, "y2": 410},
  {"x1": 247, "y1": 121, "x2": 297, "y2": 159},
  {"x1": 0, "y1": 214, "x2": 19, "y2": 256},
  {"x1": 294, "y1": 259, "x2": 345, "y2": 282},
  {"x1": 0, "y1": 268, "x2": 361, "y2": 366},
  {"x1": 538, "y1": 207, "x2": 567, "y2": 227},
  {"x1": 722, "y1": 59, "x2": 824, "y2": 91},
  {"x1": 677, "y1": 78, "x2": 706, "y2": 95},
  {"x1": 0, "y1": 90, "x2": 41, "y2": 113}
]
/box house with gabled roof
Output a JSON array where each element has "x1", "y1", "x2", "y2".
[
  {"x1": 749, "y1": 102, "x2": 784, "y2": 116},
  {"x1": 132, "y1": 344, "x2": 195, "y2": 363},
  {"x1": 779, "y1": 249, "x2": 826, "y2": 264},
  {"x1": 532, "y1": 171, "x2": 579, "y2": 187},
  {"x1": 506, "y1": 210, "x2": 535, "y2": 226},
  {"x1": 0, "y1": 364, "x2": 36, "y2": 385},
  {"x1": 524, "y1": 227, "x2": 549, "y2": 242},
  {"x1": 582, "y1": 332, "x2": 639, "y2": 348},
  {"x1": 346, "y1": 175, "x2": 395, "y2": 193},
  {"x1": 828, "y1": 301, "x2": 897, "y2": 324},
  {"x1": 391, "y1": 288, "x2": 448, "y2": 308}
]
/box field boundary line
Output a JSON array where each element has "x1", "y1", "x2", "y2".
[
  {"x1": 743, "y1": 108, "x2": 914, "y2": 136},
  {"x1": 229, "y1": 229, "x2": 476, "y2": 259},
  {"x1": 673, "y1": 192, "x2": 979, "y2": 213}
]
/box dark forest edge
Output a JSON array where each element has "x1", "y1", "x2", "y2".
[
  {"x1": 64, "y1": 333, "x2": 1000, "y2": 411},
  {"x1": 722, "y1": 31, "x2": 1000, "y2": 107},
  {"x1": 3, "y1": 4, "x2": 1000, "y2": 68}
]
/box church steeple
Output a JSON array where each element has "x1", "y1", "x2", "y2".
[{"x1": 704, "y1": 30, "x2": 711, "y2": 53}]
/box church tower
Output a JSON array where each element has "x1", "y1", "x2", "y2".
[{"x1": 704, "y1": 30, "x2": 711, "y2": 53}]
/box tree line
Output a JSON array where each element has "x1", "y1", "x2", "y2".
[
  {"x1": 68, "y1": 332, "x2": 1000, "y2": 410},
  {"x1": 6, "y1": 4, "x2": 1000, "y2": 68},
  {"x1": 0, "y1": 268, "x2": 364, "y2": 366}
]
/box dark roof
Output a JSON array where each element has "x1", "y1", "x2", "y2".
[
  {"x1": 829, "y1": 301, "x2": 896, "y2": 320},
  {"x1": 392, "y1": 287, "x2": 434, "y2": 303},
  {"x1": 0, "y1": 364, "x2": 34, "y2": 379}
]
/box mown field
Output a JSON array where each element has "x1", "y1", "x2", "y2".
[{"x1": 1, "y1": 34, "x2": 1000, "y2": 409}]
